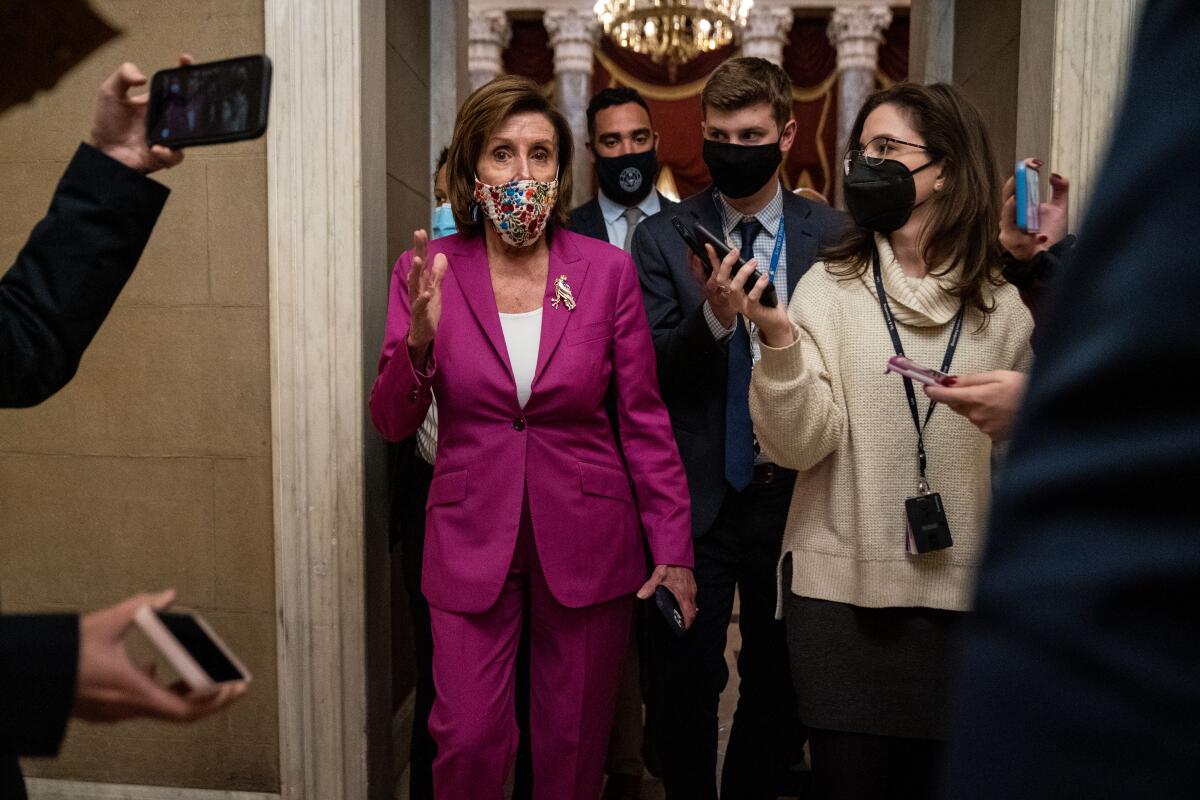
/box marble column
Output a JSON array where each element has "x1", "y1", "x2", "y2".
[
  {"x1": 544, "y1": 9, "x2": 601, "y2": 207},
  {"x1": 828, "y1": 5, "x2": 893, "y2": 206},
  {"x1": 1017, "y1": 0, "x2": 1141, "y2": 230},
  {"x1": 468, "y1": 9, "x2": 510, "y2": 91},
  {"x1": 432, "y1": 0, "x2": 469, "y2": 164},
  {"x1": 909, "y1": 0, "x2": 956, "y2": 84},
  {"x1": 741, "y1": 5, "x2": 795, "y2": 66}
]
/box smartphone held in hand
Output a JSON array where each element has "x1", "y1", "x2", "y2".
[
  {"x1": 669, "y1": 215, "x2": 779, "y2": 308},
  {"x1": 654, "y1": 585, "x2": 687, "y2": 638},
  {"x1": 134, "y1": 605, "x2": 251, "y2": 696},
  {"x1": 146, "y1": 55, "x2": 271, "y2": 148},
  {"x1": 1015, "y1": 160, "x2": 1041, "y2": 233},
  {"x1": 885, "y1": 355, "x2": 956, "y2": 388}
]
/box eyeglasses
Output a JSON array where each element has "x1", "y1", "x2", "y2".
[{"x1": 843, "y1": 136, "x2": 936, "y2": 175}]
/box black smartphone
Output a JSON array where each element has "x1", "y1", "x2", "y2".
[
  {"x1": 669, "y1": 215, "x2": 778, "y2": 308},
  {"x1": 654, "y1": 585, "x2": 686, "y2": 638},
  {"x1": 146, "y1": 55, "x2": 272, "y2": 148}
]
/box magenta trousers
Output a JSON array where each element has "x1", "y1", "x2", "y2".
[{"x1": 427, "y1": 501, "x2": 635, "y2": 799}]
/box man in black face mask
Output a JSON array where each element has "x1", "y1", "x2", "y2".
[
  {"x1": 569, "y1": 87, "x2": 675, "y2": 257},
  {"x1": 631, "y1": 57, "x2": 844, "y2": 800}
]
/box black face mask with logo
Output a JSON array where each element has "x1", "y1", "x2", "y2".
[
  {"x1": 702, "y1": 139, "x2": 783, "y2": 199},
  {"x1": 594, "y1": 149, "x2": 658, "y2": 206},
  {"x1": 843, "y1": 156, "x2": 937, "y2": 233}
]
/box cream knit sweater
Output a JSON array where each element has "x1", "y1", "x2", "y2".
[{"x1": 751, "y1": 235, "x2": 1034, "y2": 613}]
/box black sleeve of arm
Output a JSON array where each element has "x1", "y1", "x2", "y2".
[
  {"x1": 1000, "y1": 235, "x2": 1076, "y2": 325},
  {"x1": 630, "y1": 221, "x2": 724, "y2": 393},
  {"x1": 0, "y1": 615, "x2": 79, "y2": 756},
  {"x1": 0, "y1": 144, "x2": 170, "y2": 408}
]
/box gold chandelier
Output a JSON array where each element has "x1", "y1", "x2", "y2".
[{"x1": 594, "y1": 0, "x2": 753, "y2": 71}]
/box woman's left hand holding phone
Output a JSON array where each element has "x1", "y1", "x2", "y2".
[
  {"x1": 706, "y1": 243, "x2": 794, "y2": 347},
  {"x1": 406, "y1": 229, "x2": 449, "y2": 371}
]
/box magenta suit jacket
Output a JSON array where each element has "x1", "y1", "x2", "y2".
[{"x1": 370, "y1": 228, "x2": 693, "y2": 614}]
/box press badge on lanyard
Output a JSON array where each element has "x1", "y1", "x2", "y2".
[
  {"x1": 871, "y1": 247, "x2": 962, "y2": 555},
  {"x1": 746, "y1": 224, "x2": 786, "y2": 342}
]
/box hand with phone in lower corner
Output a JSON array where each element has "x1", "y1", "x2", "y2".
[
  {"x1": 924, "y1": 370, "x2": 1028, "y2": 443},
  {"x1": 1001, "y1": 158, "x2": 1070, "y2": 261},
  {"x1": 74, "y1": 589, "x2": 246, "y2": 724}
]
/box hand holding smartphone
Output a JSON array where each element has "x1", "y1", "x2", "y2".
[
  {"x1": 135, "y1": 605, "x2": 251, "y2": 697},
  {"x1": 653, "y1": 585, "x2": 687, "y2": 638},
  {"x1": 885, "y1": 355, "x2": 956, "y2": 387},
  {"x1": 670, "y1": 215, "x2": 779, "y2": 308},
  {"x1": 1015, "y1": 159, "x2": 1041, "y2": 233}
]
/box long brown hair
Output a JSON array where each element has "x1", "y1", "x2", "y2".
[
  {"x1": 822, "y1": 83, "x2": 1004, "y2": 314},
  {"x1": 446, "y1": 75, "x2": 574, "y2": 237}
]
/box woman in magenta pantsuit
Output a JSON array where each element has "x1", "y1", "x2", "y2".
[{"x1": 370, "y1": 76, "x2": 697, "y2": 799}]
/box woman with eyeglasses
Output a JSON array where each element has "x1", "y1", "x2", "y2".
[{"x1": 704, "y1": 83, "x2": 1033, "y2": 798}]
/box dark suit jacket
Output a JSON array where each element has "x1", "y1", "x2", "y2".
[
  {"x1": 567, "y1": 191, "x2": 676, "y2": 246},
  {"x1": 1, "y1": 143, "x2": 168, "y2": 799},
  {"x1": 943, "y1": 3, "x2": 1200, "y2": 797},
  {"x1": 631, "y1": 186, "x2": 844, "y2": 536}
]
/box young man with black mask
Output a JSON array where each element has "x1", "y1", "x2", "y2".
[
  {"x1": 631, "y1": 57, "x2": 844, "y2": 800},
  {"x1": 570, "y1": 87, "x2": 675, "y2": 254},
  {"x1": 567, "y1": 86, "x2": 674, "y2": 800}
]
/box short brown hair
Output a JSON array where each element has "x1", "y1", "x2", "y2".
[
  {"x1": 702, "y1": 57, "x2": 793, "y2": 133},
  {"x1": 446, "y1": 75, "x2": 574, "y2": 237},
  {"x1": 822, "y1": 82, "x2": 1003, "y2": 316}
]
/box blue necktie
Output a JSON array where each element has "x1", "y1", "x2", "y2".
[{"x1": 725, "y1": 217, "x2": 761, "y2": 491}]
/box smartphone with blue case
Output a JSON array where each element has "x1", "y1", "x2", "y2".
[{"x1": 1015, "y1": 160, "x2": 1040, "y2": 233}]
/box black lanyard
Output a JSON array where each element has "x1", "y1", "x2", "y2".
[{"x1": 871, "y1": 247, "x2": 965, "y2": 488}]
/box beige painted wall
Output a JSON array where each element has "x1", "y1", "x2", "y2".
[{"x1": 0, "y1": 0, "x2": 278, "y2": 792}]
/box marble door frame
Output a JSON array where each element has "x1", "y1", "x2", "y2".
[
  {"x1": 1017, "y1": 0, "x2": 1143, "y2": 229},
  {"x1": 264, "y1": 0, "x2": 389, "y2": 798}
]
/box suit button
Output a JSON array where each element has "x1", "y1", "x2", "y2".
[
  {"x1": 513, "y1": 418, "x2": 526, "y2": 431},
  {"x1": 409, "y1": 389, "x2": 419, "y2": 402}
]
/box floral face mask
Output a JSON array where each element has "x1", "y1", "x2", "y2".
[{"x1": 473, "y1": 175, "x2": 559, "y2": 248}]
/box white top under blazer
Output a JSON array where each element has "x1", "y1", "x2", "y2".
[{"x1": 499, "y1": 308, "x2": 543, "y2": 409}]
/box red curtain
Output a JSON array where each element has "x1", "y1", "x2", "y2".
[
  {"x1": 503, "y1": 12, "x2": 910, "y2": 201},
  {"x1": 503, "y1": 18, "x2": 555, "y2": 87}
]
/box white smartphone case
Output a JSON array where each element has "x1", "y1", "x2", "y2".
[{"x1": 134, "y1": 605, "x2": 252, "y2": 697}]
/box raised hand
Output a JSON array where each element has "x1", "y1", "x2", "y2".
[
  {"x1": 74, "y1": 589, "x2": 246, "y2": 723},
  {"x1": 1000, "y1": 158, "x2": 1070, "y2": 261},
  {"x1": 405, "y1": 229, "x2": 449, "y2": 366},
  {"x1": 90, "y1": 55, "x2": 193, "y2": 174}
]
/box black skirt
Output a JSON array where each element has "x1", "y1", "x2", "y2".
[{"x1": 781, "y1": 557, "x2": 964, "y2": 741}]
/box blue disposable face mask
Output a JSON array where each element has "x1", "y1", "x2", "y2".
[{"x1": 431, "y1": 202, "x2": 457, "y2": 239}]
